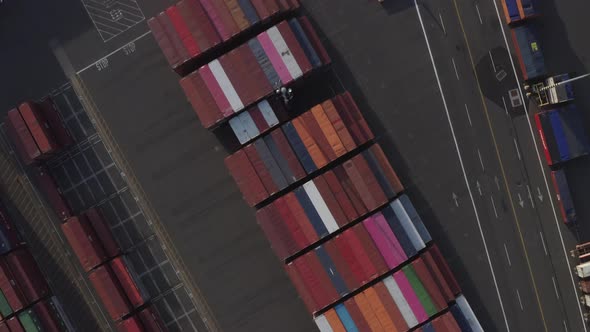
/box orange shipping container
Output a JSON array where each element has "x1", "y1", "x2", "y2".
[
  {"x1": 292, "y1": 117, "x2": 327, "y2": 168},
  {"x1": 324, "y1": 309, "x2": 346, "y2": 332},
  {"x1": 374, "y1": 282, "x2": 408, "y2": 331},
  {"x1": 311, "y1": 105, "x2": 346, "y2": 158},
  {"x1": 223, "y1": 0, "x2": 250, "y2": 30},
  {"x1": 354, "y1": 291, "x2": 385, "y2": 332},
  {"x1": 301, "y1": 111, "x2": 337, "y2": 162},
  {"x1": 364, "y1": 287, "x2": 397, "y2": 332},
  {"x1": 322, "y1": 99, "x2": 356, "y2": 152}
]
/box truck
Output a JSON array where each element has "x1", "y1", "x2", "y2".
[
  {"x1": 511, "y1": 24, "x2": 546, "y2": 82},
  {"x1": 527, "y1": 73, "x2": 575, "y2": 107},
  {"x1": 550, "y1": 169, "x2": 576, "y2": 224},
  {"x1": 577, "y1": 261, "x2": 590, "y2": 279},
  {"x1": 501, "y1": 0, "x2": 539, "y2": 24}
]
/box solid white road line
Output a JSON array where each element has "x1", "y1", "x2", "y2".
[
  {"x1": 487, "y1": 1, "x2": 587, "y2": 329},
  {"x1": 514, "y1": 138, "x2": 521, "y2": 160},
  {"x1": 552, "y1": 276, "x2": 560, "y2": 299},
  {"x1": 527, "y1": 184, "x2": 535, "y2": 208},
  {"x1": 517, "y1": 289, "x2": 524, "y2": 310},
  {"x1": 489, "y1": 50, "x2": 496, "y2": 72},
  {"x1": 451, "y1": 57, "x2": 460, "y2": 80},
  {"x1": 465, "y1": 104, "x2": 473, "y2": 126},
  {"x1": 501, "y1": 95, "x2": 509, "y2": 115},
  {"x1": 504, "y1": 243, "x2": 512, "y2": 266},
  {"x1": 475, "y1": 4, "x2": 484, "y2": 24},
  {"x1": 415, "y1": 2, "x2": 510, "y2": 331},
  {"x1": 491, "y1": 196, "x2": 498, "y2": 218},
  {"x1": 477, "y1": 148, "x2": 485, "y2": 171},
  {"x1": 439, "y1": 13, "x2": 447, "y2": 35},
  {"x1": 540, "y1": 231, "x2": 548, "y2": 256}
]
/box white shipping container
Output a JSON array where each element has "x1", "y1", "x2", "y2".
[
  {"x1": 239, "y1": 112, "x2": 260, "y2": 140},
  {"x1": 400, "y1": 194, "x2": 432, "y2": 242},
  {"x1": 267, "y1": 26, "x2": 303, "y2": 80},
  {"x1": 456, "y1": 295, "x2": 484, "y2": 332},
  {"x1": 577, "y1": 261, "x2": 590, "y2": 278},
  {"x1": 209, "y1": 60, "x2": 244, "y2": 112},
  {"x1": 391, "y1": 200, "x2": 425, "y2": 251},
  {"x1": 383, "y1": 276, "x2": 418, "y2": 328},
  {"x1": 258, "y1": 100, "x2": 279, "y2": 127},
  {"x1": 229, "y1": 117, "x2": 250, "y2": 144},
  {"x1": 314, "y1": 315, "x2": 334, "y2": 332},
  {"x1": 303, "y1": 181, "x2": 339, "y2": 233}
]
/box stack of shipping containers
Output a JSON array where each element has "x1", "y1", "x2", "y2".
[{"x1": 0, "y1": 200, "x2": 73, "y2": 331}]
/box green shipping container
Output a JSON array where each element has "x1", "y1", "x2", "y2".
[
  {"x1": 0, "y1": 288, "x2": 13, "y2": 317},
  {"x1": 18, "y1": 309, "x2": 42, "y2": 332},
  {"x1": 403, "y1": 265, "x2": 438, "y2": 316}
]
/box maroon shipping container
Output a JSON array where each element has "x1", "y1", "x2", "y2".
[
  {"x1": 110, "y1": 257, "x2": 145, "y2": 308},
  {"x1": 6, "y1": 108, "x2": 40, "y2": 164},
  {"x1": 84, "y1": 208, "x2": 121, "y2": 258},
  {"x1": 295, "y1": 252, "x2": 338, "y2": 311},
  {"x1": 0, "y1": 322, "x2": 8, "y2": 332},
  {"x1": 186, "y1": 0, "x2": 222, "y2": 50},
  {"x1": 117, "y1": 316, "x2": 143, "y2": 332},
  {"x1": 244, "y1": 143, "x2": 279, "y2": 195},
  {"x1": 341, "y1": 92, "x2": 374, "y2": 141},
  {"x1": 138, "y1": 306, "x2": 167, "y2": 332},
  {"x1": 148, "y1": 17, "x2": 182, "y2": 67},
  {"x1": 236, "y1": 45, "x2": 272, "y2": 104},
  {"x1": 286, "y1": 263, "x2": 317, "y2": 313},
  {"x1": 6, "y1": 318, "x2": 24, "y2": 332},
  {"x1": 158, "y1": 12, "x2": 191, "y2": 63},
  {"x1": 166, "y1": 5, "x2": 201, "y2": 57},
  {"x1": 301, "y1": 111, "x2": 337, "y2": 162},
  {"x1": 333, "y1": 166, "x2": 367, "y2": 217},
  {"x1": 180, "y1": 71, "x2": 224, "y2": 128},
  {"x1": 199, "y1": 0, "x2": 240, "y2": 41},
  {"x1": 88, "y1": 265, "x2": 132, "y2": 321},
  {"x1": 249, "y1": 106, "x2": 270, "y2": 133},
  {"x1": 342, "y1": 159, "x2": 375, "y2": 211},
  {"x1": 33, "y1": 300, "x2": 62, "y2": 332},
  {"x1": 297, "y1": 16, "x2": 330, "y2": 65},
  {"x1": 374, "y1": 281, "x2": 409, "y2": 331},
  {"x1": 274, "y1": 197, "x2": 308, "y2": 251},
  {"x1": 218, "y1": 48, "x2": 256, "y2": 108},
  {"x1": 5, "y1": 248, "x2": 50, "y2": 304},
  {"x1": 283, "y1": 192, "x2": 318, "y2": 244},
  {"x1": 37, "y1": 98, "x2": 72, "y2": 149},
  {"x1": 224, "y1": 150, "x2": 268, "y2": 206},
  {"x1": 428, "y1": 245, "x2": 461, "y2": 296},
  {"x1": 422, "y1": 251, "x2": 454, "y2": 303},
  {"x1": 412, "y1": 257, "x2": 447, "y2": 310},
  {"x1": 343, "y1": 298, "x2": 372, "y2": 332},
  {"x1": 18, "y1": 102, "x2": 58, "y2": 155},
  {"x1": 352, "y1": 154, "x2": 388, "y2": 209},
  {"x1": 250, "y1": 0, "x2": 279, "y2": 20},
  {"x1": 351, "y1": 223, "x2": 388, "y2": 277},
  {"x1": 256, "y1": 205, "x2": 295, "y2": 259},
  {"x1": 333, "y1": 234, "x2": 366, "y2": 286},
  {"x1": 277, "y1": 21, "x2": 312, "y2": 74},
  {"x1": 314, "y1": 175, "x2": 347, "y2": 227},
  {"x1": 322, "y1": 99, "x2": 356, "y2": 152},
  {"x1": 271, "y1": 129, "x2": 306, "y2": 180},
  {"x1": 0, "y1": 259, "x2": 26, "y2": 311},
  {"x1": 369, "y1": 144, "x2": 404, "y2": 194},
  {"x1": 61, "y1": 216, "x2": 107, "y2": 272},
  {"x1": 0, "y1": 203, "x2": 22, "y2": 253},
  {"x1": 33, "y1": 167, "x2": 71, "y2": 221},
  {"x1": 323, "y1": 170, "x2": 358, "y2": 222},
  {"x1": 331, "y1": 95, "x2": 365, "y2": 147},
  {"x1": 324, "y1": 240, "x2": 358, "y2": 291}
]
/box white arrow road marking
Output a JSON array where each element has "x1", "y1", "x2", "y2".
[
  {"x1": 476, "y1": 180, "x2": 482, "y2": 196},
  {"x1": 517, "y1": 193, "x2": 524, "y2": 208},
  {"x1": 537, "y1": 187, "x2": 544, "y2": 202},
  {"x1": 452, "y1": 192, "x2": 459, "y2": 207}
]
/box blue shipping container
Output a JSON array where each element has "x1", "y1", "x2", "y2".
[
  {"x1": 551, "y1": 169, "x2": 576, "y2": 224},
  {"x1": 315, "y1": 246, "x2": 348, "y2": 296},
  {"x1": 288, "y1": 18, "x2": 322, "y2": 68},
  {"x1": 512, "y1": 25, "x2": 546, "y2": 81},
  {"x1": 334, "y1": 304, "x2": 359, "y2": 332}
]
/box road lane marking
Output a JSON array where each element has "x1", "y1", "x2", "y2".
[
  {"x1": 537, "y1": 187, "x2": 544, "y2": 202},
  {"x1": 489, "y1": 1, "x2": 587, "y2": 329},
  {"x1": 504, "y1": 243, "x2": 512, "y2": 266},
  {"x1": 489, "y1": 50, "x2": 496, "y2": 72},
  {"x1": 495, "y1": 176, "x2": 500, "y2": 190},
  {"x1": 477, "y1": 148, "x2": 485, "y2": 171},
  {"x1": 517, "y1": 193, "x2": 524, "y2": 208},
  {"x1": 451, "y1": 1, "x2": 547, "y2": 329},
  {"x1": 415, "y1": 3, "x2": 510, "y2": 330},
  {"x1": 514, "y1": 138, "x2": 521, "y2": 160},
  {"x1": 552, "y1": 276, "x2": 560, "y2": 299},
  {"x1": 476, "y1": 180, "x2": 483, "y2": 196},
  {"x1": 540, "y1": 232, "x2": 548, "y2": 256},
  {"x1": 465, "y1": 104, "x2": 472, "y2": 126},
  {"x1": 527, "y1": 184, "x2": 535, "y2": 208},
  {"x1": 517, "y1": 289, "x2": 524, "y2": 310},
  {"x1": 451, "y1": 57, "x2": 460, "y2": 80},
  {"x1": 491, "y1": 196, "x2": 498, "y2": 218},
  {"x1": 453, "y1": 192, "x2": 459, "y2": 207},
  {"x1": 439, "y1": 13, "x2": 447, "y2": 35},
  {"x1": 475, "y1": 3, "x2": 483, "y2": 24},
  {"x1": 564, "y1": 320, "x2": 569, "y2": 332},
  {"x1": 501, "y1": 96, "x2": 509, "y2": 115}
]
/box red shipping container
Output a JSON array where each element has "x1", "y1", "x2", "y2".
[
  {"x1": 353, "y1": 223, "x2": 388, "y2": 276},
  {"x1": 33, "y1": 166, "x2": 71, "y2": 221},
  {"x1": 5, "y1": 248, "x2": 50, "y2": 304},
  {"x1": 322, "y1": 170, "x2": 358, "y2": 222},
  {"x1": 257, "y1": 205, "x2": 292, "y2": 259},
  {"x1": 18, "y1": 102, "x2": 58, "y2": 155},
  {"x1": 84, "y1": 208, "x2": 121, "y2": 258},
  {"x1": 270, "y1": 129, "x2": 307, "y2": 181},
  {"x1": 199, "y1": 0, "x2": 240, "y2": 41},
  {"x1": 297, "y1": 16, "x2": 330, "y2": 65},
  {"x1": 369, "y1": 144, "x2": 404, "y2": 194},
  {"x1": 235, "y1": 45, "x2": 272, "y2": 104},
  {"x1": 158, "y1": 12, "x2": 190, "y2": 64},
  {"x1": 117, "y1": 316, "x2": 143, "y2": 332},
  {"x1": 276, "y1": 21, "x2": 312, "y2": 74},
  {"x1": 305, "y1": 251, "x2": 340, "y2": 307},
  {"x1": 341, "y1": 226, "x2": 375, "y2": 284},
  {"x1": 249, "y1": 106, "x2": 270, "y2": 133},
  {"x1": 314, "y1": 175, "x2": 348, "y2": 227},
  {"x1": 331, "y1": 95, "x2": 365, "y2": 147},
  {"x1": 180, "y1": 71, "x2": 224, "y2": 128},
  {"x1": 333, "y1": 234, "x2": 366, "y2": 286},
  {"x1": 0, "y1": 259, "x2": 26, "y2": 311},
  {"x1": 33, "y1": 300, "x2": 62, "y2": 332},
  {"x1": 38, "y1": 98, "x2": 73, "y2": 149},
  {"x1": 322, "y1": 99, "x2": 356, "y2": 152},
  {"x1": 352, "y1": 154, "x2": 388, "y2": 208},
  {"x1": 0, "y1": 322, "x2": 8, "y2": 332},
  {"x1": 250, "y1": 0, "x2": 279, "y2": 20},
  {"x1": 244, "y1": 143, "x2": 279, "y2": 195},
  {"x1": 343, "y1": 160, "x2": 376, "y2": 211},
  {"x1": 286, "y1": 263, "x2": 317, "y2": 313},
  {"x1": 343, "y1": 298, "x2": 372, "y2": 332},
  {"x1": 166, "y1": 6, "x2": 201, "y2": 57},
  {"x1": 412, "y1": 257, "x2": 447, "y2": 310},
  {"x1": 6, "y1": 109, "x2": 40, "y2": 164},
  {"x1": 177, "y1": 0, "x2": 219, "y2": 53},
  {"x1": 333, "y1": 166, "x2": 367, "y2": 217},
  {"x1": 274, "y1": 197, "x2": 308, "y2": 251},
  {"x1": 138, "y1": 306, "x2": 167, "y2": 332},
  {"x1": 324, "y1": 240, "x2": 358, "y2": 291},
  {"x1": 428, "y1": 245, "x2": 461, "y2": 296},
  {"x1": 224, "y1": 150, "x2": 268, "y2": 206},
  {"x1": 374, "y1": 281, "x2": 409, "y2": 332},
  {"x1": 88, "y1": 265, "x2": 131, "y2": 321},
  {"x1": 283, "y1": 193, "x2": 318, "y2": 244},
  {"x1": 422, "y1": 251, "x2": 454, "y2": 303},
  {"x1": 148, "y1": 16, "x2": 181, "y2": 67},
  {"x1": 61, "y1": 216, "x2": 107, "y2": 272},
  {"x1": 295, "y1": 252, "x2": 338, "y2": 311},
  {"x1": 6, "y1": 318, "x2": 24, "y2": 332},
  {"x1": 110, "y1": 257, "x2": 145, "y2": 308},
  {"x1": 301, "y1": 111, "x2": 337, "y2": 162}
]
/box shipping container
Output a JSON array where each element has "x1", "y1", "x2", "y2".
[
  {"x1": 393, "y1": 270, "x2": 428, "y2": 323},
  {"x1": 32, "y1": 300, "x2": 62, "y2": 332},
  {"x1": 180, "y1": 71, "x2": 225, "y2": 128},
  {"x1": 511, "y1": 25, "x2": 546, "y2": 81},
  {"x1": 0, "y1": 288, "x2": 12, "y2": 317},
  {"x1": 382, "y1": 205, "x2": 418, "y2": 258},
  {"x1": 0, "y1": 203, "x2": 22, "y2": 255},
  {"x1": 117, "y1": 316, "x2": 143, "y2": 332},
  {"x1": 244, "y1": 143, "x2": 279, "y2": 194},
  {"x1": 274, "y1": 197, "x2": 308, "y2": 250},
  {"x1": 324, "y1": 240, "x2": 357, "y2": 293},
  {"x1": 0, "y1": 259, "x2": 25, "y2": 312},
  {"x1": 352, "y1": 223, "x2": 388, "y2": 276},
  {"x1": 353, "y1": 291, "x2": 384, "y2": 331},
  {"x1": 277, "y1": 20, "x2": 312, "y2": 75},
  {"x1": 551, "y1": 169, "x2": 576, "y2": 224},
  {"x1": 455, "y1": 295, "x2": 483, "y2": 331},
  {"x1": 268, "y1": 129, "x2": 306, "y2": 183},
  {"x1": 269, "y1": 24, "x2": 304, "y2": 81},
  {"x1": 224, "y1": 150, "x2": 268, "y2": 206},
  {"x1": 251, "y1": 0, "x2": 279, "y2": 20},
  {"x1": 110, "y1": 257, "x2": 146, "y2": 308},
  {"x1": 223, "y1": 0, "x2": 250, "y2": 31},
  {"x1": 353, "y1": 154, "x2": 388, "y2": 209},
  {"x1": 313, "y1": 175, "x2": 348, "y2": 227},
  {"x1": 38, "y1": 98, "x2": 73, "y2": 148},
  {"x1": 286, "y1": 263, "x2": 317, "y2": 313},
  {"x1": 301, "y1": 111, "x2": 337, "y2": 162},
  {"x1": 250, "y1": 107, "x2": 270, "y2": 133},
  {"x1": 5, "y1": 109, "x2": 41, "y2": 165},
  {"x1": 6, "y1": 317, "x2": 25, "y2": 332},
  {"x1": 363, "y1": 216, "x2": 401, "y2": 270},
  {"x1": 237, "y1": 0, "x2": 259, "y2": 25},
  {"x1": 257, "y1": 30, "x2": 291, "y2": 84},
  {"x1": 18, "y1": 102, "x2": 58, "y2": 156},
  {"x1": 411, "y1": 258, "x2": 447, "y2": 311},
  {"x1": 390, "y1": 198, "x2": 428, "y2": 250},
  {"x1": 18, "y1": 307, "x2": 43, "y2": 332},
  {"x1": 321, "y1": 100, "x2": 356, "y2": 152},
  {"x1": 398, "y1": 195, "x2": 432, "y2": 243},
  {"x1": 403, "y1": 265, "x2": 438, "y2": 317},
  {"x1": 166, "y1": 5, "x2": 201, "y2": 57},
  {"x1": 254, "y1": 139, "x2": 288, "y2": 189},
  {"x1": 5, "y1": 249, "x2": 50, "y2": 304},
  {"x1": 294, "y1": 187, "x2": 328, "y2": 238},
  {"x1": 284, "y1": 192, "x2": 318, "y2": 244},
  {"x1": 422, "y1": 251, "x2": 454, "y2": 303},
  {"x1": 138, "y1": 306, "x2": 167, "y2": 332},
  {"x1": 179, "y1": 0, "x2": 221, "y2": 51},
  {"x1": 303, "y1": 181, "x2": 338, "y2": 233},
  {"x1": 257, "y1": 204, "x2": 295, "y2": 258},
  {"x1": 333, "y1": 234, "x2": 365, "y2": 287},
  {"x1": 0, "y1": 322, "x2": 8, "y2": 332},
  {"x1": 61, "y1": 216, "x2": 107, "y2": 272},
  {"x1": 333, "y1": 166, "x2": 367, "y2": 217},
  {"x1": 334, "y1": 304, "x2": 359, "y2": 332},
  {"x1": 501, "y1": 0, "x2": 539, "y2": 24},
  {"x1": 282, "y1": 121, "x2": 317, "y2": 174},
  {"x1": 32, "y1": 167, "x2": 72, "y2": 221},
  {"x1": 344, "y1": 299, "x2": 372, "y2": 331},
  {"x1": 292, "y1": 116, "x2": 328, "y2": 169},
  {"x1": 374, "y1": 281, "x2": 408, "y2": 331},
  {"x1": 297, "y1": 16, "x2": 330, "y2": 65},
  {"x1": 383, "y1": 276, "x2": 418, "y2": 328},
  {"x1": 88, "y1": 265, "x2": 132, "y2": 321},
  {"x1": 428, "y1": 245, "x2": 461, "y2": 296},
  {"x1": 314, "y1": 314, "x2": 334, "y2": 332},
  {"x1": 315, "y1": 246, "x2": 348, "y2": 296},
  {"x1": 324, "y1": 308, "x2": 346, "y2": 332},
  {"x1": 248, "y1": 38, "x2": 282, "y2": 89},
  {"x1": 148, "y1": 16, "x2": 183, "y2": 67},
  {"x1": 199, "y1": 0, "x2": 240, "y2": 41},
  {"x1": 84, "y1": 208, "x2": 121, "y2": 258},
  {"x1": 230, "y1": 111, "x2": 257, "y2": 144},
  {"x1": 288, "y1": 18, "x2": 321, "y2": 68}
]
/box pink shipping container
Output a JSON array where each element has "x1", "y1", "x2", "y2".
[
  {"x1": 4, "y1": 248, "x2": 50, "y2": 304},
  {"x1": 199, "y1": 64, "x2": 233, "y2": 117},
  {"x1": 257, "y1": 30, "x2": 291, "y2": 84},
  {"x1": 393, "y1": 270, "x2": 428, "y2": 323},
  {"x1": 363, "y1": 215, "x2": 405, "y2": 269}
]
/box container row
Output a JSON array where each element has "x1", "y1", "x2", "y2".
[
  {"x1": 534, "y1": 105, "x2": 590, "y2": 165},
  {"x1": 225, "y1": 94, "x2": 378, "y2": 206},
  {"x1": 116, "y1": 306, "x2": 167, "y2": 332},
  {"x1": 0, "y1": 297, "x2": 70, "y2": 332},
  {"x1": 5, "y1": 99, "x2": 72, "y2": 166},
  {"x1": 228, "y1": 97, "x2": 288, "y2": 145},
  {"x1": 550, "y1": 169, "x2": 576, "y2": 224},
  {"x1": 414, "y1": 296, "x2": 482, "y2": 332},
  {"x1": 180, "y1": 16, "x2": 330, "y2": 128},
  {"x1": 500, "y1": 0, "x2": 538, "y2": 25},
  {"x1": 310, "y1": 247, "x2": 462, "y2": 330},
  {"x1": 149, "y1": 0, "x2": 300, "y2": 71}
]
